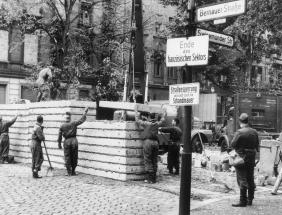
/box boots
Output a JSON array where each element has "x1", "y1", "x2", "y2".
[
  {"x1": 65, "y1": 168, "x2": 72, "y2": 176},
  {"x1": 71, "y1": 168, "x2": 77, "y2": 176},
  {"x1": 247, "y1": 189, "x2": 255, "y2": 206},
  {"x1": 150, "y1": 172, "x2": 156, "y2": 183},
  {"x1": 32, "y1": 170, "x2": 42, "y2": 179},
  {"x1": 144, "y1": 172, "x2": 156, "y2": 184},
  {"x1": 232, "y1": 188, "x2": 247, "y2": 207}
]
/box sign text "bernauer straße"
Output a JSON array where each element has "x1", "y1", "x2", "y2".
[{"x1": 196, "y1": 0, "x2": 246, "y2": 22}]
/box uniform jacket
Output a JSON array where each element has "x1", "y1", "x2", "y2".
[
  {"x1": 0, "y1": 116, "x2": 17, "y2": 135},
  {"x1": 231, "y1": 125, "x2": 259, "y2": 166},
  {"x1": 159, "y1": 126, "x2": 182, "y2": 144},
  {"x1": 58, "y1": 114, "x2": 86, "y2": 144},
  {"x1": 31, "y1": 123, "x2": 45, "y2": 144},
  {"x1": 135, "y1": 114, "x2": 165, "y2": 140}
]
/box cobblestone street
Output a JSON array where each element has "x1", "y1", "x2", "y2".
[
  {"x1": 1, "y1": 162, "x2": 281, "y2": 215},
  {"x1": 0, "y1": 163, "x2": 180, "y2": 215}
]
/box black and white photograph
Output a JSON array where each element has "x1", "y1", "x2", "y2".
[{"x1": 0, "y1": 0, "x2": 281, "y2": 214}]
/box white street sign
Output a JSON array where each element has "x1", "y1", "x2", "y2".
[
  {"x1": 196, "y1": 28, "x2": 234, "y2": 47},
  {"x1": 169, "y1": 83, "x2": 200, "y2": 106},
  {"x1": 214, "y1": 18, "x2": 226, "y2": 25},
  {"x1": 166, "y1": 35, "x2": 209, "y2": 67},
  {"x1": 196, "y1": 0, "x2": 246, "y2": 22}
]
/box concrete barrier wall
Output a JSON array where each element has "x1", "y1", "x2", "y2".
[
  {"x1": 1, "y1": 101, "x2": 145, "y2": 181},
  {"x1": 258, "y1": 139, "x2": 282, "y2": 177}
]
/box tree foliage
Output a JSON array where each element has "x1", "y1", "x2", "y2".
[{"x1": 0, "y1": 0, "x2": 127, "y2": 101}]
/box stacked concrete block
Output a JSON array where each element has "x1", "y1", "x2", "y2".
[
  {"x1": 258, "y1": 139, "x2": 282, "y2": 178},
  {"x1": 0, "y1": 100, "x2": 145, "y2": 181}
]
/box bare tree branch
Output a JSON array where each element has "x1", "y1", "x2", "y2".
[{"x1": 46, "y1": 0, "x2": 64, "y2": 22}]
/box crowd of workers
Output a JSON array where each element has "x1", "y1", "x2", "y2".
[{"x1": 1, "y1": 107, "x2": 282, "y2": 208}]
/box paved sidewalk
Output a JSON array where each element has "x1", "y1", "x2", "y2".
[{"x1": 191, "y1": 187, "x2": 282, "y2": 215}]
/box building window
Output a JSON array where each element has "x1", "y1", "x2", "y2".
[
  {"x1": 153, "y1": 52, "x2": 164, "y2": 78},
  {"x1": 0, "y1": 84, "x2": 6, "y2": 104},
  {"x1": 9, "y1": 27, "x2": 24, "y2": 64},
  {"x1": 251, "y1": 66, "x2": 263, "y2": 85},
  {"x1": 80, "y1": 1, "x2": 91, "y2": 26},
  {"x1": 79, "y1": 89, "x2": 89, "y2": 100},
  {"x1": 167, "y1": 67, "x2": 177, "y2": 80},
  {"x1": 21, "y1": 85, "x2": 37, "y2": 102},
  {"x1": 252, "y1": 109, "x2": 265, "y2": 117}
]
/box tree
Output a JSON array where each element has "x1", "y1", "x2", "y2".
[{"x1": 0, "y1": 0, "x2": 127, "y2": 101}]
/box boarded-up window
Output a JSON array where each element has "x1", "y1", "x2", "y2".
[
  {"x1": 79, "y1": 89, "x2": 89, "y2": 100},
  {"x1": 24, "y1": 34, "x2": 38, "y2": 65},
  {"x1": 0, "y1": 30, "x2": 9, "y2": 62},
  {"x1": 0, "y1": 85, "x2": 6, "y2": 104},
  {"x1": 9, "y1": 28, "x2": 24, "y2": 64}
]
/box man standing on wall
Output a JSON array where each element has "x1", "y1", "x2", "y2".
[
  {"x1": 159, "y1": 118, "x2": 182, "y2": 175},
  {"x1": 0, "y1": 113, "x2": 21, "y2": 164},
  {"x1": 31, "y1": 115, "x2": 45, "y2": 178},
  {"x1": 58, "y1": 107, "x2": 89, "y2": 176},
  {"x1": 135, "y1": 106, "x2": 166, "y2": 183}
]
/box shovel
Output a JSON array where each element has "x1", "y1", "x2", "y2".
[{"x1": 43, "y1": 140, "x2": 54, "y2": 176}]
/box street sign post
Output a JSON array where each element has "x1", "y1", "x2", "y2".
[
  {"x1": 166, "y1": 35, "x2": 209, "y2": 67},
  {"x1": 169, "y1": 83, "x2": 200, "y2": 106},
  {"x1": 196, "y1": 28, "x2": 234, "y2": 47},
  {"x1": 196, "y1": 0, "x2": 246, "y2": 22}
]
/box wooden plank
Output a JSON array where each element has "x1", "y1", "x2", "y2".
[{"x1": 99, "y1": 101, "x2": 163, "y2": 113}]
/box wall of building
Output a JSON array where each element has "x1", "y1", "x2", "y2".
[
  {"x1": 0, "y1": 77, "x2": 29, "y2": 104},
  {"x1": 1, "y1": 100, "x2": 145, "y2": 181}
]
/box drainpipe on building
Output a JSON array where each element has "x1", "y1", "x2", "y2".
[{"x1": 144, "y1": 72, "x2": 149, "y2": 103}]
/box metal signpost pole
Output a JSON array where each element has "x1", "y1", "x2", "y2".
[{"x1": 179, "y1": 1, "x2": 196, "y2": 215}]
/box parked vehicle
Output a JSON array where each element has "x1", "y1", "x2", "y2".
[
  {"x1": 218, "y1": 92, "x2": 281, "y2": 152},
  {"x1": 149, "y1": 100, "x2": 214, "y2": 154}
]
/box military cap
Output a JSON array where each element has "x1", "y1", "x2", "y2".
[{"x1": 239, "y1": 113, "x2": 249, "y2": 123}]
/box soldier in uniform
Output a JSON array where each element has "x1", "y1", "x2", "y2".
[
  {"x1": 230, "y1": 113, "x2": 259, "y2": 207},
  {"x1": 31, "y1": 115, "x2": 45, "y2": 178},
  {"x1": 159, "y1": 118, "x2": 182, "y2": 175},
  {"x1": 58, "y1": 107, "x2": 89, "y2": 176},
  {"x1": 0, "y1": 114, "x2": 21, "y2": 163},
  {"x1": 135, "y1": 106, "x2": 166, "y2": 183}
]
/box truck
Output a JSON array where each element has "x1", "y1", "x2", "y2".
[
  {"x1": 218, "y1": 92, "x2": 282, "y2": 152},
  {"x1": 149, "y1": 95, "x2": 216, "y2": 153}
]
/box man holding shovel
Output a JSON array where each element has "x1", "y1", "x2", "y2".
[
  {"x1": 0, "y1": 113, "x2": 21, "y2": 164},
  {"x1": 31, "y1": 115, "x2": 45, "y2": 178},
  {"x1": 58, "y1": 107, "x2": 89, "y2": 176}
]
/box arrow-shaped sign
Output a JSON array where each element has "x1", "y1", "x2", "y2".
[{"x1": 196, "y1": 28, "x2": 234, "y2": 47}]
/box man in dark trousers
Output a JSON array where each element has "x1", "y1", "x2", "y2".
[
  {"x1": 31, "y1": 115, "x2": 45, "y2": 178},
  {"x1": 159, "y1": 118, "x2": 182, "y2": 175},
  {"x1": 0, "y1": 113, "x2": 21, "y2": 163},
  {"x1": 231, "y1": 113, "x2": 259, "y2": 207},
  {"x1": 58, "y1": 107, "x2": 88, "y2": 176},
  {"x1": 135, "y1": 106, "x2": 166, "y2": 183}
]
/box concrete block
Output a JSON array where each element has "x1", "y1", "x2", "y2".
[
  {"x1": 258, "y1": 140, "x2": 282, "y2": 177},
  {"x1": 1, "y1": 101, "x2": 146, "y2": 181}
]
